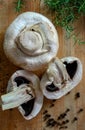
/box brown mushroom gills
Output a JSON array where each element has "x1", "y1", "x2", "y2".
[
  {"x1": 46, "y1": 83, "x2": 59, "y2": 92},
  {"x1": 46, "y1": 61, "x2": 77, "y2": 92},
  {"x1": 63, "y1": 60, "x2": 77, "y2": 79},
  {"x1": 14, "y1": 76, "x2": 30, "y2": 86},
  {"x1": 21, "y1": 98, "x2": 35, "y2": 116},
  {"x1": 14, "y1": 76, "x2": 35, "y2": 116}
]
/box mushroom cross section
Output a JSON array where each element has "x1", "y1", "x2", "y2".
[
  {"x1": 1, "y1": 70, "x2": 43, "y2": 120},
  {"x1": 40, "y1": 57, "x2": 82, "y2": 99}
]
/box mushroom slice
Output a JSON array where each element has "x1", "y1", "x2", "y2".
[
  {"x1": 4, "y1": 12, "x2": 59, "y2": 73},
  {"x1": 1, "y1": 70, "x2": 43, "y2": 120},
  {"x1": 40, "y1": 57, "x2": 82, "y2": 99}
]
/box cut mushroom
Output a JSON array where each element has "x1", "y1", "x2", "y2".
[
  {"x1": 40, "y1": 57, "x2": 82, "y2": 99},
  {"x1": 4, "y1": 12, "x2": 59, "y2": 73},
  {"x1": 1, "y1": 70, "x2": 43, "y2": 120}
]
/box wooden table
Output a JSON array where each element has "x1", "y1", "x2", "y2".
[{"x1": 0, "y1": 0, "x2": 85, "y2": 130}]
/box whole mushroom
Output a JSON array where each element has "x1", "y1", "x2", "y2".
[
  {"x1": 1, "y1": 70, "x2": 43, "y2": 120},
  {"x1": 40, "y1": 57, "x2": 83, "y2": 99},
  {"x1": 4, "y1": 12, "x2": 59, "y2": 73}
]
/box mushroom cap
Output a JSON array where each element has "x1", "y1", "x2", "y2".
[
  {"x1": 40, "y1": 57, "x2": 83, "y2": 99},
  {"x1": 4, "y1": 12, "x2": 59, "y2": 72},
  {"x1": 7, "y1": 70, "x2": 43, "y2": 120}
]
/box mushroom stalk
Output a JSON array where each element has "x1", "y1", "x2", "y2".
[{"x1": 1, "y1": 85, "x2": 35, "y2": 110}]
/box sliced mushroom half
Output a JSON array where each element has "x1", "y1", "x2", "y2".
[
  {"x1": 1, "y1": 70, "x2": 43, "y2": 120},
  {"x1": 40, "y1": 57, "x2": 82, "y2": 99},
  {"x1": 4, "y1": 12, "x2": 59, "y2": 72}
]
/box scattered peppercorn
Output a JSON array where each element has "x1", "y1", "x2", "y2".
[
  {"x1": 72, "y1": 117, "x2": 78, "y2": 123},
  {"x1": 62, "y1": 121, "x2": 66, "y2": 125},
  {"x1": 61, "y1": 119, "x2": 69, "y2": 125},
  {"x1": 57, "y1": 113, "x2": 67, "y2": 120},
  {"x1": 47, "y1": 118, "x2": 54, "y2": 123},
  {"x1": 46, "y1": 118, "x2": 54, "y2": 127},
  {"x1": 49, "y1": 103, "x2": 54, "y2": 108},
  {"x1": 65, "y1": 108, "x2": 70, "y2": 113},
  {"x1": 75, "y1": 92, "x2": 80, "y2": 99},
  {"x1": 66, "y1": 119, "x2": 69, "y2": 123},
  {"x1": 43, "y1": 110, "x2": 48, "y2": 115},
  {"x1": 57, "y1": 108, "x2": 70, "y2": 121},
  {"x1": 46, "y1": 118, "x2": 58, "y2": 127},
  {"x1": 42, "y1": 93, "x2": 83, "y2": 130},
  {"x1": 77, "y1": 108, "x2": 83, "y2": 114},
  {"x1": 43, "y1": 114, "x2": 51, "y2": 121}
]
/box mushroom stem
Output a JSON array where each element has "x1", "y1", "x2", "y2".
[{"x1": 1, "y1": 84, "x2": 35, "y2": 110}]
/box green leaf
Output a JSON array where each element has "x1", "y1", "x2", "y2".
[
  {"x1": 14, "y1": 0, "x2": 24, "y2": 12},
  {"x1": 44, "y1": 0, "x2": 85, "y2": 45}
]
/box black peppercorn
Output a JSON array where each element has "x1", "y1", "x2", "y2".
[
  {"x1": 43, "y1": 114, "x2": 51, "y2": 121},
  {"x1": 65, "y1": 108, "x2": 70, "y2": 113},
  {"x1": 66, "y1": 119, "x2": 69, "y2": 123},
  {"x1": 77, "y1": 108, "x2": 83, "y2": 114},
  {"x1": 75, "y1": 92, "x2": 80, "y2": 99},
  {"x1": 46, "y1": 118, "x2": 57, "y2": 127},
  {"x1": 43, "y1": 110, "x2": 48, "y2": 115},
  {"x1": 49, "y1": 103, "x2": 54, "y2": 108},
  {"x1": 57, "y1": 113, "x2": 67, "y2": 120},
  {"x1": 72, "y1": 117, "x2": 78, "y2": 123},
  {"x1": 61, "y1": 119, "x2": 69, "y2": 125}
]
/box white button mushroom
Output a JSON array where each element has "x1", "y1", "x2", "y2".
[
  {"x1": 40, "y1": 57, "x2": 82, "y2": 99},
  {"x1": 1, "y1": 70, "x2": 43, "y2": 120},
  {"x1": 4, "y1": 12, "x2": 59, "y2": 73}
]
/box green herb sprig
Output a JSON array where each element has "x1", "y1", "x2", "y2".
[
  {"x1": 14, "y1": 0, "x2": 24, "y2": 12},
  {"x1": 44, "y1": 0, "x2": 85, "y2": 44}
]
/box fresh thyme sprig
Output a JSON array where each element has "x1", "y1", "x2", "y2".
[
  {"x1": 44, "y1": 0, "x2": 85, "y2": 44},
  {"x1": 14, "y1": 0, "x2": 24, "y2": 12}
]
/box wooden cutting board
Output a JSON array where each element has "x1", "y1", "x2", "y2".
[{"x1": 0, "y1": 0, "x2": 85, "y2": 130}]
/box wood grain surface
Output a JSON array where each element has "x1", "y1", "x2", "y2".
[{"x1": 0, "y1": 0, "x2": 85, "y2": 130}]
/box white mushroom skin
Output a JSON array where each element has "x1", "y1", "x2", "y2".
[
  {"x1": 1, "y1": 70, "x2": 43, "y2": 120},
  {"x1": 40, "y1": 57, "x2": 83, "y2": 99},
  {"x1": 4, "y1": 12, "x2": 59, "y2": 72}
]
